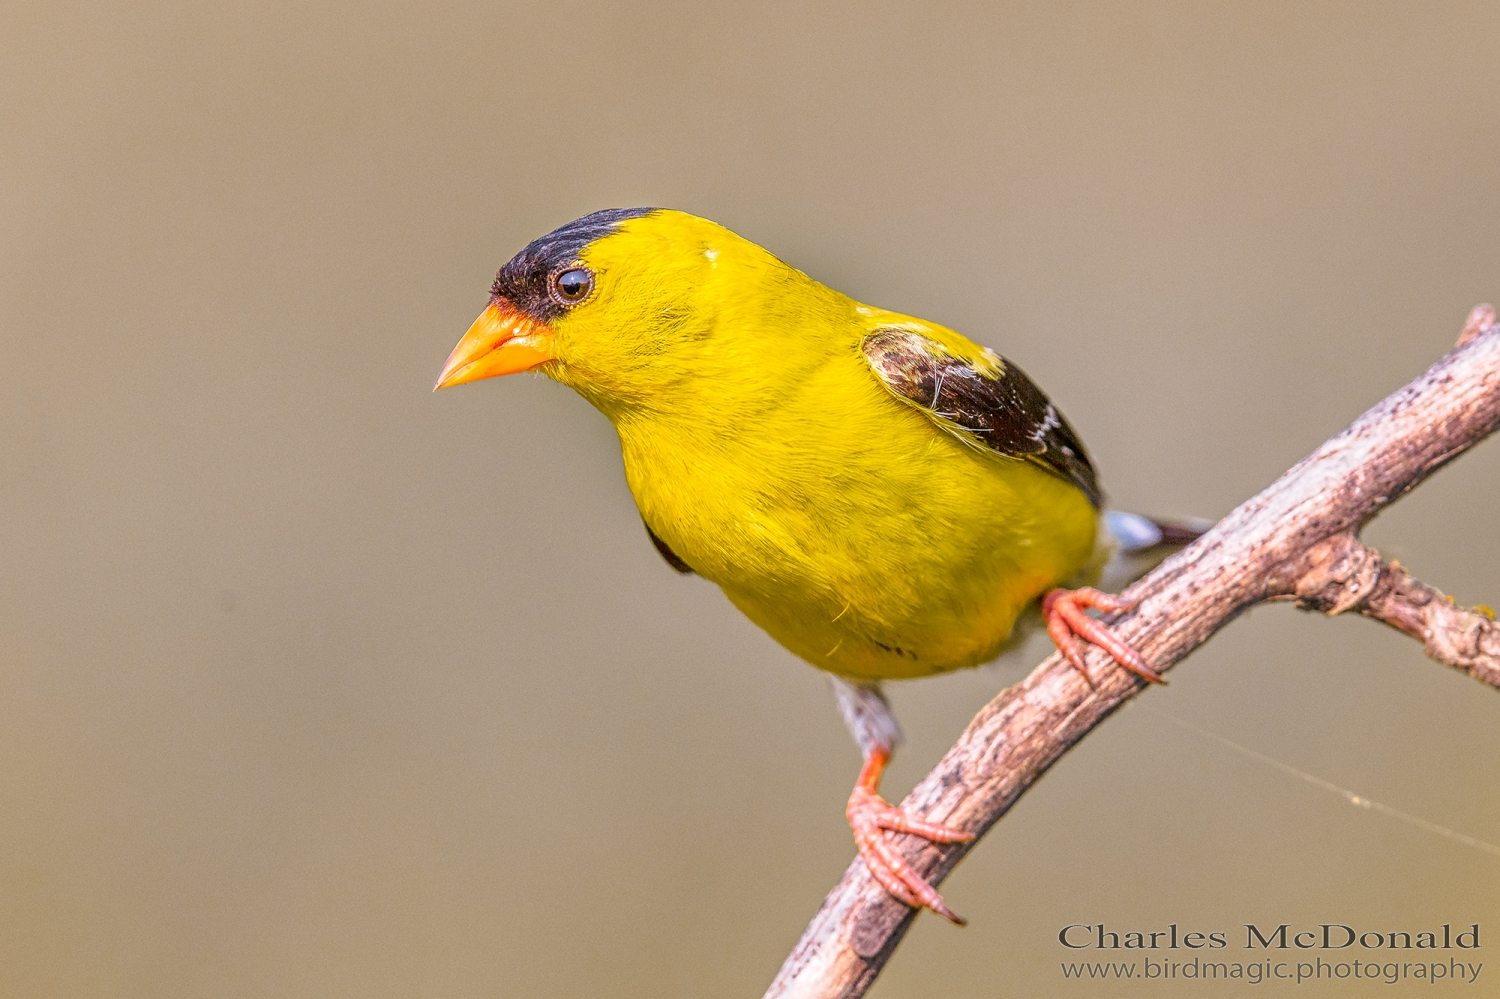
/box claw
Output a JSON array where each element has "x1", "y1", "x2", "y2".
[
  {"x1": 847, "y1": 747, "x2": 974, "y2": 924},
  {"x1": 1043, "y1": 587, "x2": 1165, "y2": 685}
]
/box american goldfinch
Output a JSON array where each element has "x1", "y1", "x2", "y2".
[{"x1": 436, "y1": 208, "x2": 1185, "y2": 924}]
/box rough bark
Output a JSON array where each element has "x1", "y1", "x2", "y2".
[
  {"x1": 1271, "y1": 533, "x2": 1500, "y2": 688},
  {"x1": 766, "y1": 307, "x2": 1500, "y2": 999}
]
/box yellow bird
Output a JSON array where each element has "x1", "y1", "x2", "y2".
[{"x1": 436, "y1": 208, "x2": 1180, "y2": 923}]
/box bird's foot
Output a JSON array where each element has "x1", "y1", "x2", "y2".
[
  {"x1": 1043, "y1": 586, "x2": 1165, "y2": 686},
  {"x1": 847, "y1": 747, "x2": 973, "y2": 925}
]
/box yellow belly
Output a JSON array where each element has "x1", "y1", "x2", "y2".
[{"x1": 617, "y1": 360, "x2": 1098, "y2": 682}]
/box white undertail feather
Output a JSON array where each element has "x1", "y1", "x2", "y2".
[{"x1": 1093, "y1": 509, "x2": 1213, "y2": 594}]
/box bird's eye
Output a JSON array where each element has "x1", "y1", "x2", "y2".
[{"x1": 551, "y1": 267, "x2": 594, "y2": 306}]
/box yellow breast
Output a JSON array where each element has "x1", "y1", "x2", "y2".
[{"x1": 616, "y1": 347, "x2": 1097, "y2": 681}]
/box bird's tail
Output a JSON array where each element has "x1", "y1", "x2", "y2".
[
  {"x1": 1104, "y1": 510, "x2": 1209, "y2": 552},
  {"x1": 1090, "y1": 510, "x2": 1213, "y2": 593}
]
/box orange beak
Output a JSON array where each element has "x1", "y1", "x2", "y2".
[{"x1": 434, "y1": 301, "x2": 556, "y2": 390}]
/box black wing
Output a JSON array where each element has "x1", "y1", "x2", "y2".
[
  {"x1": 863, "y1": 328, "x2": 1102, "y2": 508},
  {"x1": 644, "y1": 521, "x2": 695, "y2": 574}
]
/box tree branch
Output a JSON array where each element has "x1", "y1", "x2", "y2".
[
  {"x1": 1271, "y1": 533, "x2": 1500, "y2": 688},
  {"x1": 766, "y1": 306, "x2": 1500, "y2": 999}
]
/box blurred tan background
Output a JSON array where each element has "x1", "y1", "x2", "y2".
[{"x1": 3, "y1": 2, "x2": 1498, "y2": 996}]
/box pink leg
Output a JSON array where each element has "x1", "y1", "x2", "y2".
[
  {"x1": 1043, "y1": 587, "x2": 1165, "y2": 686},
  {"x1": 846, "y1": 746, "x2": 974, "y2": 924}
]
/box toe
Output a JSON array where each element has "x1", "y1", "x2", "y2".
[
  {"x1": 848, "y1": 793, "x2": 969, "y2": 924},
  {"x1": 861, "y1": 829, "x2": 966, "y2": 925},
  {"x1": 872, "y1": 809, "x2": 974, "y2": 844},
  {"x1": 1044, "y1": 588, "x2": 1164, "y2": 685}
]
